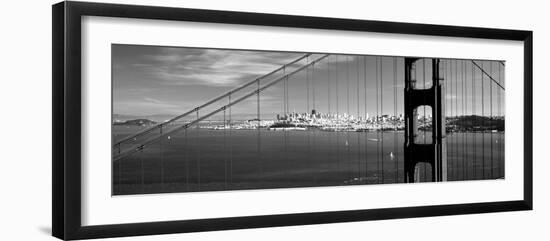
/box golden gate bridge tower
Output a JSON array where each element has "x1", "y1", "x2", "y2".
[{"x1": 404, "y1": 58, "x2": 447, "y2": 183}]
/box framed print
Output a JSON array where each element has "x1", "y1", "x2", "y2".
[{"x1": 52, "y1": 1, "x2": 533, "y2": 240}]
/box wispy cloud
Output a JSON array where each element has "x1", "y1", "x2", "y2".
[
  {"x1": 135, "y1": 48, "x2": 302, "y2": 87},
  {"x1": 138, "y1": 97, "x2": 182, "y2": 110}
]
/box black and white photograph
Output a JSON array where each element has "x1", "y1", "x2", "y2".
[
  {"x1": 112, "y1": 44, "x2": 505, "y2": 195},
  {"x1": 0, "y1": 0, "x2": 541, "y2": 240}
]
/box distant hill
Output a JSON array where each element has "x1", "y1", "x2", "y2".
[
  {"x1": 113, "y1": 114, "x2": 174, "y2": 123},
  {"x1": 113, "y1": 119, "x2": 157, "y2": 126},
  {"x1": 447, "y1": 115, "x2": 504, "y2": 131}
]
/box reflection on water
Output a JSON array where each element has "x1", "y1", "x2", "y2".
[{"x1": 112, "y1": 126, "x2": 504, "y2": 195}]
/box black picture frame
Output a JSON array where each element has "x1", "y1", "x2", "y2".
[{"x1": 52, "y1": 1, "x2": 533, "y2": 240}]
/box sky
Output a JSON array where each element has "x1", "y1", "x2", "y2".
[{"x1": 112, "y1": 44, "x2": 505, "y2": 121}]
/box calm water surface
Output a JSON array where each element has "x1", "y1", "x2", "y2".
[{"x1": 112, "y1": 126, "x2": 504, "y2": 195}]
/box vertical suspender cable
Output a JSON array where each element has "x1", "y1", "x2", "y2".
[
  {"x1": 283, "y1": 69, "x2": 292, "y2": 116},
  {"x1": 229, "y1": 94, "x2": 233, "y2": 185},
  {"x1": 441, "y1": 59, "x2": 449, "y2": 179},
  {"x1": 455, "y1": 60, "x2": 462, "y2": 180},
  {"x1": 306, "y1": 61, "x2": 311, "y2": 183},
  {"x1": 336, "y1": 55, "x2": 340, "y2": 176},
  {"x1": 490, "y1": 62, "x2": 494, "y2": 179},
  {"x1": 459, "y1": 61, "x2": 463, "y2": 180},
  {"x1": 328, "y1": 56, "x2": 331, "y2": 115},
  {"x1": 140, "y1": 149, "x2": 144, "y2": 192},
  {"x1": 159, "y1": 125, "x2": 164, "y2": 189},
  {"x1": 196, "y1": 110, "x2": 201, "y2": 190},
  {"x1": 380, "y1": 57, "x2": 385, "y2": 184},
  {"x1": 497, "y1": 64, "x2": 504, "y2": 177},
  {"x1": 327, "y1": 56, "x2": 332, "y2": 183},
  {"x1": 441, "y1": 59, "x2": 449, "y2": 180},
  {"x1": 117, "y1": 151, "x2": 121, "y2": 189},
  {"x1": 394, "y1": 57, "x2": 398, "y2": 183},
  {"x1": 185, "y1": 128, "x2": 189, "y2": 191},
  {"x1": 472, "y1": 62, "x2": 476, "y2": 179},
  {"x1": 160, "y1": 125, "x2": 164, "y2": 189},
  {"x1": 458, "y1": 61, "x2": 461, "y2": 180},
  {"x1": 347, "y1": 56, "x2": 351, "y2": 181},
  {"x1": 364, "y1": 56, "x2": 368, "y2": 183},
  {"x1": 284, "y1": 68, "x2": 288, "y2": 180},
  {"x1": 458, "y1": 60, "x2": 462, "y2": 180},
  {"x1": 357, "y1": 58, "x2": 361, "y2": 178},
  {"x1": 464, "y1": 60, "x2": 468, "y2": 180},
  {"x1": 481, "y1": 62, "x2": 485, "y2": 179},
  {"x1": 461, "y1": 60, "x2": 468, "y2": 180},
  {"x1": 448, "y1": 60, "x2": 452, "y2": 180},
  {"x1": 444, "y1": 60, "x2": 449, "y2": 179},
  {"x1": 306, "y1": 57, "x2": 310, "y2": 113},
  {"x1": 357, "y1": 58, "x2": 360, "y2": 118},
  {"x1": 223, "y1": 108, "x2": 227, "y2": 189},
  {"x1": 423, "y1": 59, "x2": 427, "y2": 182},
  {"x1": 257, "y1": 78, "x2": 262, "y2": 175},
  {"x1": 449, "y1": 60, "x2": 453, "y2": 180},
  {"x1": 454, "y1": 60, "x2": 458, "y2": 180},
  {"x1": 451, "y1": 59, "x2": 455, "y2": 180},
  {"x1": 347, "y1": 56, "x2": 350, "y2": 117},
  {"x1": 312, "y1": 61, "x2": 316, "y2": 183},
  {"x1": 447, "y1": 60, "x2": 452, "y2": 180},
  {"x1": 313, "y1": 61, "x2": 316, "y2": 112},
  {"x1": 375, "y1": 57, "x2": 380, "y2": 183},
  {"x1": 453, "y1": 60, "x2": 457, "y2": 180}
]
